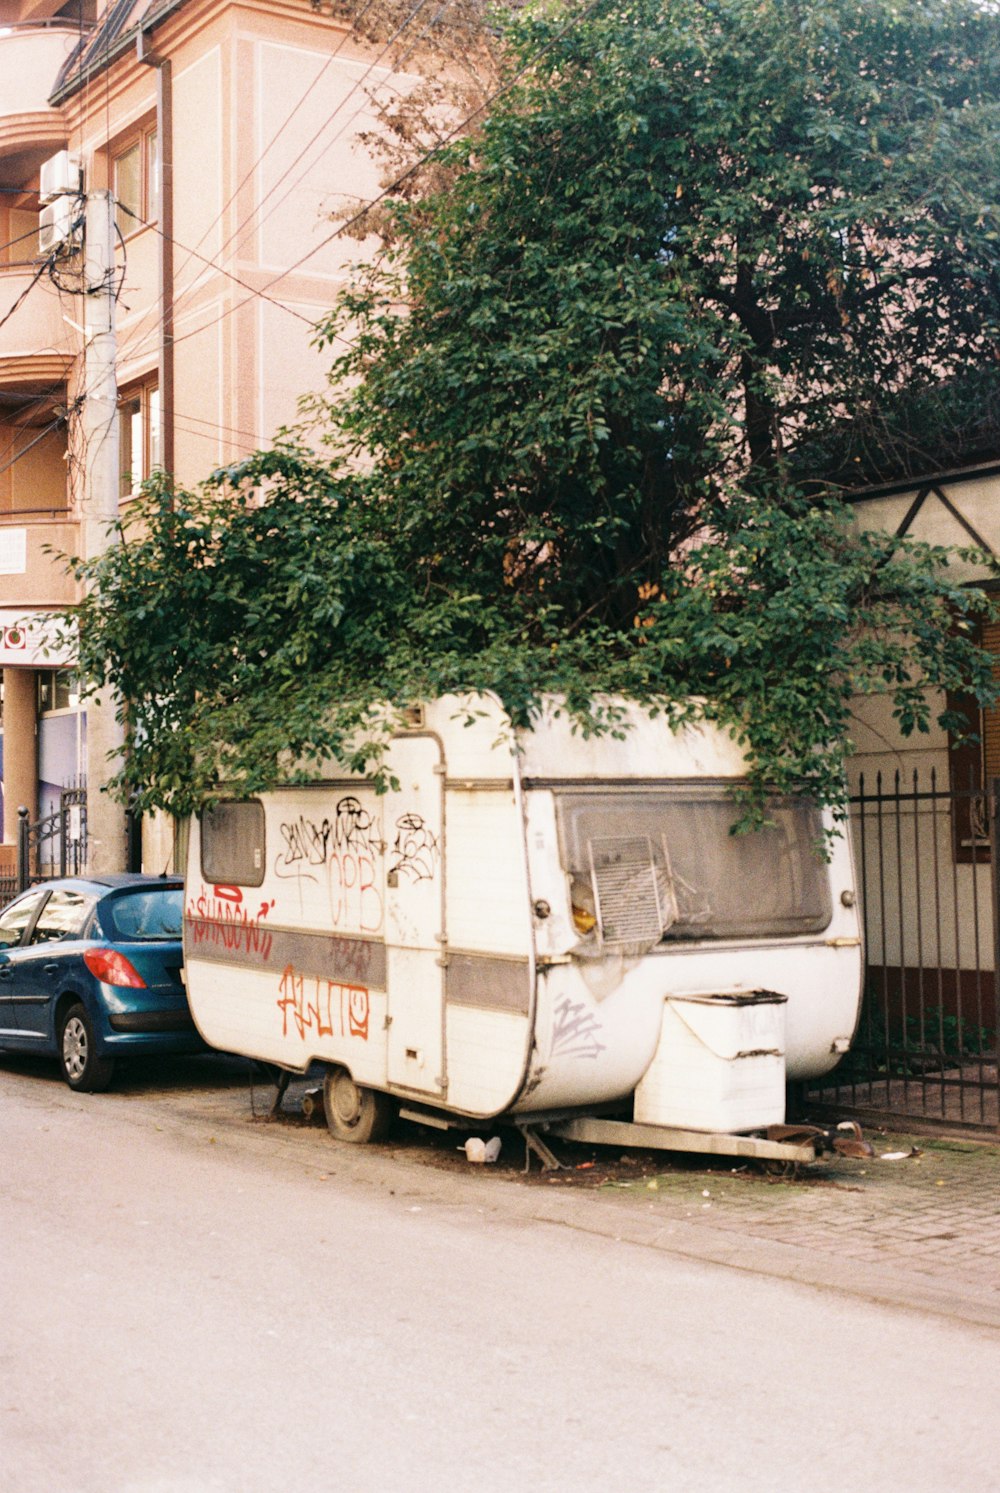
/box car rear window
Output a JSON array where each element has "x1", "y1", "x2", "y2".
[{"x1": 102, "y1": 887, "x2": 183, "y2": 941}]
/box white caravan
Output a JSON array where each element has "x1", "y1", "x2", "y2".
[{"x1": 182, "y1": 696, "x2": 863, "y2": 1158}]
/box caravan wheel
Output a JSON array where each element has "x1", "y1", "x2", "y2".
[{"x1": 323, "y1": 1066, "x2": 395, "y2": 1144}]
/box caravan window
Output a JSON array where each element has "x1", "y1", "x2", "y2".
[
  {"x1": 201, "y1": 801, "x2": 266, "y2": 887},
  {"x1": 556, "y1": 787, "x2": 831, "y2": 944}
]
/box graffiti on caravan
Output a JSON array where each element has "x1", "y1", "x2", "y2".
[
  {"x1": 275, "y1": 797, "x2": 384, "y2": 933},
  {"x1": 389, "y1": 812, "x2": 439, "y2": 883},
  {"x1": 550, "y1": 995, "x2": 606, "y2": 1061},
  {"x1": 186, "y1": 884, "x2": 276, "y2": 960},
  {"x1": 276, "y1": 964, "x2": 370, "y2": 1043}
]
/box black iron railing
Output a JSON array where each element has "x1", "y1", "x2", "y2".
[
  {"x1": 806, "y1": 769, "x2": 1000, "y2": 1133},
  {"x1": 15, "y1": 784, "x2": 88, "y2": 891}
]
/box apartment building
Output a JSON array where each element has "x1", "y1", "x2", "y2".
[{"x1": 0, "y1": 0, "x2": 409, "y2": 871}]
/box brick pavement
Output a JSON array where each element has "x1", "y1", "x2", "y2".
[
  {"x1": 49, "y1": 1053, "x2": 999, "y2": 1330},
  {"x1": 244, "y1": 1070, "x2": 1000, "y2": 1325},
  {"x1": 522, "y1": 1127, "x2": 1000, "y2": 1327}
]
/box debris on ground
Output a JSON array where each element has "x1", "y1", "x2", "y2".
[{"x1": 462, "y1": 1136, "x2": 501, "y2": 1163}]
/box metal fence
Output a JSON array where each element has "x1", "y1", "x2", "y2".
[
  {"x1": 0, "y1": 787, "x2": 146, "y2": 906},
  {"x1": 14, "y1": 785, "x2": 88, "y2": 892},
  {"x1": 805, "y1": 769, "x2": 1000, "y2": 1133}
]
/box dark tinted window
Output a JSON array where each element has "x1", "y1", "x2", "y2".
[
  {"x1": 102, "y1": 887, "x2": 183, "y2": 941},
  {"x1": 29, "y1": 888, "x2": 93, "y2": 944},
  {"x1": 201, "y1": 801, "x2": 265, "y2": 887}
]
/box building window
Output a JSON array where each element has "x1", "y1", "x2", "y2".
[
  {"x1": 113, "y1": 128, "x2": 158, "y2": 238},
  {"x1": 948, "y1": 618, "x2": 1000, "y2": 863},
  {"x1": 119, "y1": 384, "x2": 160, "y2": 496},
  {"x1": 37, "y1": 670, "x2": 78, "y2": 715}
]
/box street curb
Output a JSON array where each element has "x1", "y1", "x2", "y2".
[{"x1": 523, "y1": 1191, "x2": 1000, "y2": 1333}]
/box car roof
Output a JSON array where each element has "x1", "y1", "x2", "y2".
[{"x1": 27, "y1": 874, "x2": 182, "y2": 895}]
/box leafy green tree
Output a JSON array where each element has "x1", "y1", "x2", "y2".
[{"x1": 70, "y1": 0, "x2": 1000, "y2": 821}]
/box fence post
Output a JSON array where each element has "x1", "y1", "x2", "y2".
[{"x1": 16, "y1": 805, "x2": 29, "y2": 892}]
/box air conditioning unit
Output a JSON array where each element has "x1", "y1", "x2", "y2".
[
  {"x1": 39, "y1": 150, "x2": 82, "y2": 205},
  {"x1": 38, "y1": 196, "x2": 80, "y2": 256}
]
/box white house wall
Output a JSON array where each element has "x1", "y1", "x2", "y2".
[{"x1": 849, "y1": 468, "x2": 1000, "y2": 979}]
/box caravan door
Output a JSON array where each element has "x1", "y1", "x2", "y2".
[{"x1": 384, "y1": 734, "x2": 445, "y2": 1097}]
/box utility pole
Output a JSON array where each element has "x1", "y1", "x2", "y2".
[{"x1": 81, "y1": 188, "x2": 126, "y2": 874}]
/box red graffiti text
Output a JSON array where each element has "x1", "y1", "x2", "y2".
[
  {"x1": 276, "y1": 964, "x2": 370, "y2": 1042},
  {"x1": 186, "y1": 885, "x2": 276, "y2": 960}
]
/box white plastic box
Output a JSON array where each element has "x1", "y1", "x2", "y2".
[{"x1": 633, "y1": 989, "x2": 787, "y2": 1133}]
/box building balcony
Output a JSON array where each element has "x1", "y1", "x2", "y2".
[
  {"x1": 0, "y1": 24, "x2": 77, "y2": 152},
  {"x1": 0, "y1": 513, "x2": 79, "y2": 608},
  {"x1": 0, "y1": 265, "x2": 75, "y2": 387}
]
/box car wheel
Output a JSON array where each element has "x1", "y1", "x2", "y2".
[
  {"x1": 323, "y1": 1066, "x2": 395, "y2": 1144},
  {"x1": 59, "y1": 1003, "x2": 115, "y2": 1093}
]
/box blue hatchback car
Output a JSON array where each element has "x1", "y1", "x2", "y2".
[{"x1": 0, "y1": 874, "x2": 202, "y2": 1091}]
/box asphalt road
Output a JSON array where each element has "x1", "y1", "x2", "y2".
[{"x1": 2, "y1": 1055, "x2": 998, "y2": 1493}]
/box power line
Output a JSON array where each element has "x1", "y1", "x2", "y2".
[
  {"x1": 155, "y1": 0, "x2": 605, "y2": 360},
  {"x1": 0, "y1": 407, "x2": 76, "y2": 481},
  {"x1": 16, "y1": 1, "x2": 602, "y2": 490},
  {"x1": 112, "y1": 203, "x2": 320, "y2": 337},
  {"x1": 171, "y1": 408, "x2": 274, "y2": 446},
  {"x1": 0, "y1": 261, "x2": 50, "y2": 336},
  {"x1": 212, "y1": 0, "x2": 438, "y2": 272},
  {"x1": 187, "y1": 0, "x2": 385, "y2": 264},
  {"x1": 111, "y1": 0, "x2": 392, "y2": 367},
  {"x1": 0, "y1": 221, "x2": 52, "y2": 260}
]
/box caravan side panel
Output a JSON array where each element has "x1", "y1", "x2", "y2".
[{"x1": 184, "y1": 788, "x2": 390, "y2": 1083}]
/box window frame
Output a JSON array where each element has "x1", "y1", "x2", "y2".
[
  {"x1": 119, "y1": 381, "x2": 160, "y2": 497},
  {"x1": 946, "y1": 608, "x2": 1000, "y2": 865},
  {"x1": 112, "y1": 125, "x2": 159, "y2": 239},
  {"x1": 0, "y1": 889, "x2": 48, "y2": 949},
  {"x1": 201, "y1": 800, "x2": 267, "y2": 889},
  {"x1": 37, "y1": 668, "x2": 79, "y2": 716},
  {"x1": 28, "y1": 887, "x2": 95, "y2": 945},
  {"x1": 554, "y1": 783, "x2": 832, "y2": 947}
]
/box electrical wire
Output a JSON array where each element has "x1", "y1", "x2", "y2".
[
  {"x1": 13, "y1": 1, "x2": 603, "y2": 492},
  {"x1": 116, "y1": 0, "x2": 494, "y2": 371},
  {"x1": 0, "y1": 408, "x2": 76, "y2": 481},
  {"x1": 0, "y1": 261, "x2": 51, "y2": 336},
  {"x1": 114, "y1": 204, "x2": 317, "y2": 329},
  {"x1": 211, "y1": 0, "x2": 438, "y2": 271},
  {"x1": 0, "y1": 221, "x2": 55, "y2": 260},
  {"x1": 145, "y1": 0, "x2": 606, "y2": 362},
  {"x1": 170, "y1": 408, "x2": 277, "y2": 446},
  {"x1": 182, "y1": 0, "x2": 385, "y2": 264},
  {"x1": 110, "y1": 0, "x2": 392, "y2": 368}
]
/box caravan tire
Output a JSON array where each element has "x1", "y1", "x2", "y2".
[{"x1": 323, "y1": 1067, "x2": 395, "y2": 1144}]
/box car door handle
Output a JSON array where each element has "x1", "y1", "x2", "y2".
[
  {"x1": 43, "y1": 963, "x2": 60, "y2": 976},
  {"x1": 0, "y1": 966, "x2": 12, "y2": 981}
]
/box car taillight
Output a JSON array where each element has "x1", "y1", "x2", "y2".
[{"x1": 84, "y1": 948, "x2": 148, "y2": 989}]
